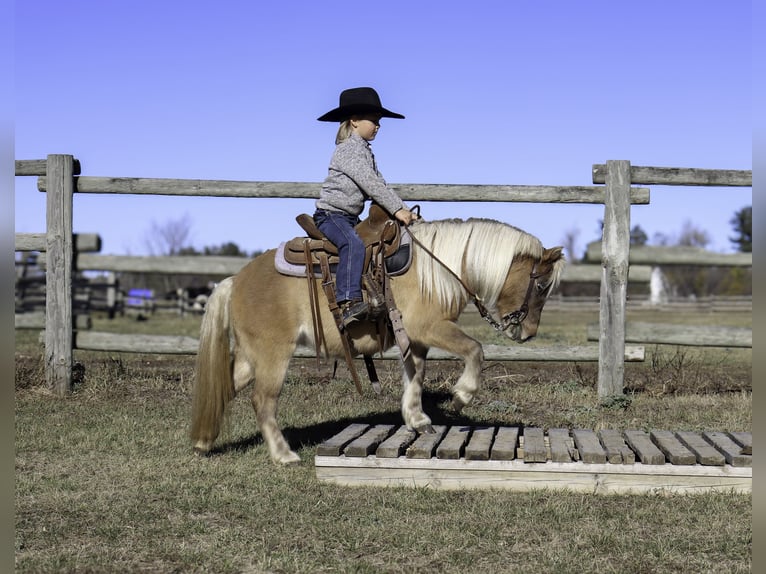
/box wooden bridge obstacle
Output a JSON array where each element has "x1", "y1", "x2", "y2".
[{"x1": 314, "y1": 424, "x2": 751, "y2": 494}]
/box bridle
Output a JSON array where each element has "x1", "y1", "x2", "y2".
[
  {"x1": 403, "y1": 218, "x2": 543, "y2": 334},
  {"x1": 475, "y1": 262, "x2": 541, "y2": 333}
]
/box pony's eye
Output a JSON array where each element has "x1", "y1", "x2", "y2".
[{"x1": 536, "y1": 281, "x2": 551, "y2": 294}]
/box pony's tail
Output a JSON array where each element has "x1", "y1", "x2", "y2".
[{"x1": 190, "y1": 277, "x2": 235, "y2": 454}]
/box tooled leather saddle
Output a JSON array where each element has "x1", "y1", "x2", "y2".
[
  {"x1": 277, "y1": 204, "x2": 412, "y2": 278},
  {"x1": 274, "y1": 204, "x2": 415, "y2": 396}
]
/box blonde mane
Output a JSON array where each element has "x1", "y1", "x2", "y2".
[{"x1": 409, "y1": 218, "x2": 544, "y2": 310}]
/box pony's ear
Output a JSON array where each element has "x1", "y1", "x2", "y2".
[{"x1": 544, "y1": 246, "x2": 565, "y2": 262}]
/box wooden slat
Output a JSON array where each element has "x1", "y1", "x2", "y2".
[
  {"x1": 727, "y1": 432, "x2": 752, "y2": 455},
  {"x1": 315, "y1": 455, "x2": 752, "y2": 494},
  {"x1": 563, "y1": 264, "x2": 652, "y2": 283},
  {"x1": 598, "y1": 429, "x2": 635, "y2": 464},
  {"x1": 376, "y1": 426, "x2": 418, "y2": 458},
  {"x1": 75, "y1": 332, "x2": 199, "y2": 354},
  {"x1": 315, "y1": 423, "x2": 370, "y2": 456},
  {"x1": 16, "y1": 158, "x2": 81, "y2": 176},
  {"x1": 522, "y1": 427, "x2": 547, "y2": 463},
  {"x1": 650, "y1": 430, "x2": 696, "y2": 466},
  {"x1": 40, "y1": 175, "x2": 652, "y2": 204},
  {"x1": 703, "y1": 432, "x2": 752, "y2": 467},
  {"x1": 623, "y1": 430, "x2": 666, "y2": 465},
  {"x1": 586, "y1": 322, "x2": 752, "y2": 348},
  {"x1": 572, "y1": 429, "x2": 606, "y2": 464},
  {"x1": 585, "y1": 244, "x2": 752, "y2": 267},
  {"x1": 490, "y1": 427, "x2": 520, "y2": 461},
  {"x1": 345, "y1": 425, "x2": 395, "y2": 457},
  {"x1": 675, "y1": 431, "x2": 725, "y2": 466},
  {"x1": 592, "y1": 164, "x2": 752, "y2": 187},
  {"x1": 436, "y1": 426, "x2": 471, "y2": 460},
  {"x1": 548, "y1": 428, "x2": 574, "y2": 463},
  {"x1": 405, "y1": 426, "x2": 447, "y2": 459},
  {"x1": 464, "y1": 427, "x2": 495, "y2": 461}
]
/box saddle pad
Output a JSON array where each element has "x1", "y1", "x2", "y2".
[
  {"x1": 274, "y1": 242, "x2": 335, "y2": 278},
  {"x1": 274, "y1": 232, "x2": 413, "y2": 278}
]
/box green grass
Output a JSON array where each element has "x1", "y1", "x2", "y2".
[{"x1": 15, "y1": 308, "x2": 751, "y2": 573}]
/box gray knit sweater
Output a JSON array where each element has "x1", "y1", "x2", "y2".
[{"x1": 316, "y1": 132, "x2": 406, "y2": 217}]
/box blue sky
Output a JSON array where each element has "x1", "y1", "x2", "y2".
[{"x1": 14, "y1": 1, "x2": 751, "y2": 258}]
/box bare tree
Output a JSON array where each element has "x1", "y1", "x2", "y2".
[
  {"x1": 560, "y1": 227, "x2": 581, "y2": 262},
  {"x1": 144, "y1": 213, "x2": 194, "y2": 256},
  {"x1": 677, "y1": 219, "x2": 711, "y2": 248}
]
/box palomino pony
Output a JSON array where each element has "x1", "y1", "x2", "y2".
[{"x1": 190, "y1": 217, "x2": 565, "y2": 464}]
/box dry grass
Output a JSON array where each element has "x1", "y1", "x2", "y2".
[{"x1": 15, "y1": 307, "x2": 751, "y2": 573}]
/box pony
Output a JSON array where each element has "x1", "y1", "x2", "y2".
[{"x1": 190, "y1": 217, "x2": 565, "y2": 464}]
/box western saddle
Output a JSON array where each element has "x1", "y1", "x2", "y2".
[{"x1": 284, "y1": 204, "x2": 413, "y2": 395}]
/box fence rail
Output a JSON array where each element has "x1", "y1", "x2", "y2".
[
  {"x1": 36, "y1": 175, "x2": 651, "y2": 204},
  {"x1": 592, "y1": 164, "x2": 752, "y2": 187},
  {"x1": 15, "y1": 156, "x2": 751, "y2": 397}
]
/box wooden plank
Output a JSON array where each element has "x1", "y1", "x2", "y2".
[
  {"x1": 71, "y1": 331, "x2": 644, "y2": 362},
  {"x1": 597, "y1": 160, "x2": 631, "y2": 398},
  {"x1": 585, "y1": 243, "x2": 752, "y2": 267},
  {"x1": 436, "y1": 426, "x2": 471, "y2": 460},
  {"x1": 547, "y1": 428, "x2": 574, "y2": 463},
  {"x1": 703, "y1": 432, "x2": 752, "y2": 467},
  {"x1": 572, "y1": 429, "x2": 606, "y2": 464},
  {"x1": 592, "y1": 164, "x2": 751, "y2": 187},
  {"x1": 344, "y1": 425, "x2": 395, "y2": 457},
  {"x1": 650, "y1": 430, "x2": 697, "y2": 466},
  {"x1": 14, "y1": 233, "x2": 46, "y2": 252},
  {"x1": 40, "y1": 175, "x2": 651, "y2": 204},
  {"x1": 675, "y1": 431, "x2": 725, "y2": 466},
  {"x1": 75, "y1": 332, "x2": 199, "y2": 354},
  {"x1": 16, "y1": 158, "x2": 81, "y2": 176},
  {"x1": 70, "y1": 253, "x2": 250, "y2": 275},
  {"x1": 622, "y1": 430, "x2": 666, "y2": 465},
  {"x1": 727, "y1": 432, "x2": 752, "y2": 455},
  {"x1": 405, "y1": 425, "x2": 447, "y2": 459},
  {"x1": 464, "y1": 426, "x2": 495, "y2": 461},
  {"x1": 490, "y1": 427, "x2": 520, "y2": 461},
  {"x1": 598, "y1": 429, "x2": 635, "y2": 464},
  {"x1": 306, "y1": 343, "x2": 646, "y2": 363},
  {"x1": 315, "y1": 456, "x2": 752, "y2": 494},
  {"x1": 563, "y1": 264, "x2": 652, "y2": 283},
  {"x1": 522, "y1": 427, "x2": 547, "y2": 463},
  {"x1": 586, "y1": 322, "x2": 751, "y2": 348},
  {"x1": 15, "y1": 312, "x2": 45, "y2": 330},
  {"x1": 315, "y1": 423, "x2": 370, "y2": 456},
  {"x1": 376, "y1": 426, "x2": 418, "y2": 458}
]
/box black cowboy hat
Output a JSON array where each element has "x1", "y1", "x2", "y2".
[{"x1": 317, "y1": 87, "x2": 405, "y2": 122}]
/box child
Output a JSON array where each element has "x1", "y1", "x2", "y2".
[{"x1": 314, "y1": 87, "x2": 419, "y2": 327}]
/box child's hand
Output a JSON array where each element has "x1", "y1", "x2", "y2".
[{"x1": 395, "y1": 208, "x2": 419, "y2": 226}]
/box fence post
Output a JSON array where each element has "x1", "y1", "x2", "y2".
[
  {"x1": 597, "y1": 160, "x2": 631, "y2": 398},
  {"x1": 45, "y1": 154, "x2": 75, "y2": 396}
]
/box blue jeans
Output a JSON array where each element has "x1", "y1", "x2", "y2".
[{"x1": 313, "y1": 209, "x2": 364, "y2": 302}]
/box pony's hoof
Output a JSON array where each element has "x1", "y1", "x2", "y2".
[
  {"x1": 450, "y1": 397, "x2": 466, "y2": 413},
  {"x1": 193, "y1": 442, "x2": 212, "y2": 456},
  {"x1": 275, "y1": 451, "x2": 302, "y2": 466},
  {"x1": 416, "y1": 423, "x2": 435, "y2": 434}
]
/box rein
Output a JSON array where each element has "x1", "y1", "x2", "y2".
[{"x1": 402, "y1": 218, "x2": 540, "y2": 333}]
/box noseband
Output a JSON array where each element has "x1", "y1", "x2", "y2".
[{"x1": 475, "y1": 262, "x2": 540, "y2": 333}]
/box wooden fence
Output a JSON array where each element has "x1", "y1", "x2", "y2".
[{"x1": 15, "y1": 156, "x2": 751, "y2": 398}]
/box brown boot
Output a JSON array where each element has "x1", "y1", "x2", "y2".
[{"x1": 340, "y1": 299, "x2": 369, "y2": 327}]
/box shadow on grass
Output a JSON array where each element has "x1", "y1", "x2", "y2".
[{"x1": 207, "y1": 389, "x2": 525, "y2": 456}]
